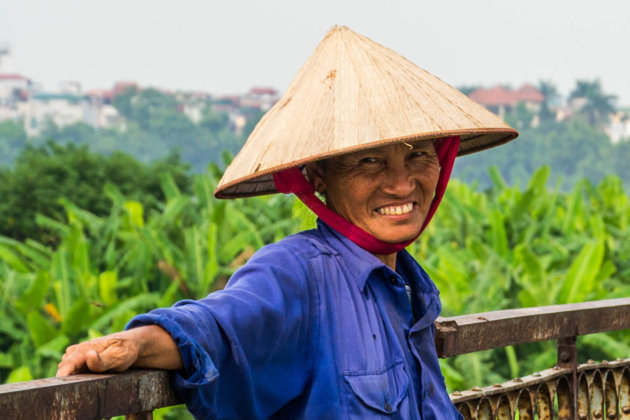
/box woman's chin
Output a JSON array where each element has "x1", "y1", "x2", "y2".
[
  {"x1": 368, "y1": 216, "x2": 425, "y2": 244},
  {"x1": 370, "y1": 227, "x2": 422, "y2": 244}
]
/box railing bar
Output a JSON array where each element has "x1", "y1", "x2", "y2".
[
  {"x1": 440, "y1": 298, "x2": 630, "y2": 325},
  {"x1": 450, "y1": 366, "x2": 572, "y2": 403},
  {"x1": 0, "y1": 369, "x2": 181, "y2": 420},
  {"x1": 435, "y1": 298, "x2": 630, "y2": 357}
]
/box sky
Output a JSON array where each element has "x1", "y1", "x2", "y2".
[{"x1": 1, "y1": 0, "x2": 629, "y2": 106}]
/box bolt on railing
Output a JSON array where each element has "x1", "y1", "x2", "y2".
[{"x1": 1, "y1": 298, "x2": 630, "y2": 419}]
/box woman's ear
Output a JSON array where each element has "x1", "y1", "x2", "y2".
[{"x1": 305, "y1": 163, "x2": 326, "y2": 194}]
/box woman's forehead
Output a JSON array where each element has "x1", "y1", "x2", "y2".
[
  {"x1": 315, "y1": 139, "x2": 436, "y2": 167},
  {"x1": 349, "y1": 139, "x2": 435, "y2": 156}
]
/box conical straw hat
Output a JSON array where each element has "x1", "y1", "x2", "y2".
[{"x1": 215, "y1": 26, "x2": 518, "y2": 199}]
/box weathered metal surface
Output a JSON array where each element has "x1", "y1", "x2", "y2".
[
  {"x1": 557, "y1": 336, "x2": 578, "y2": 416},
  {"x1": 434, "y1": 298, "x2": 630, "y2": 358},
  {"x1": 0, "y1": 369, "x2": 181, "y2": 420},
  {"x1": 450, "y1": 360, "x2": 630, "y2": 419}
]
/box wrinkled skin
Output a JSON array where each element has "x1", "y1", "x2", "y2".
[
  {"x1": 307, "y1": 140, "x2": 439, "y2": 269},
  {"x1": 56, "y1": 325, "x2": 182, "y2": 377}
]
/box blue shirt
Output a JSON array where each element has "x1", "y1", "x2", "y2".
[{"x1": 128, "y1": 220, "x2": 462, "y2": 420}]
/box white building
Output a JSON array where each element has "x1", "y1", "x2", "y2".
[
  {"x1": 607, "y1": 111, "x2": 630, "y2": 144},
  {"x1": 24, "y1": 92, "x2": 86, "y2": 135}
]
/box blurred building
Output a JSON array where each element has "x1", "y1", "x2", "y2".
[{"x1": 468, "y1": 84, "x2": 545, "y2": 116}]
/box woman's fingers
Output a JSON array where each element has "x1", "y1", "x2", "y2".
[
  {"x1": 84, "y1": 349, "x2": 108, "y2": 373},
  {"x1": 85, "y1": 343, "x2": 136, "y2": 373},
  {"x1": 56, "y1": 335, "x2": 138, "y2": 376},
  {"x1": 56, "y1": 347, "x2": 87, "y2": 377},
  {"x1": 56, "y1": 326, "x2": 179, "y2": 376}
]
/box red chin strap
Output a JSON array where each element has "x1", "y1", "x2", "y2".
[{"x1": 273, "y1": 136, "x2": 460, "y2": 255}]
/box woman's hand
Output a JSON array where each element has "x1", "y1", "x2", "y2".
[{"x1": 56, "y1": 325, "x2": 183, "y2": 377}]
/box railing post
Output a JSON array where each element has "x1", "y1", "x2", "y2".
[{"x1": 557, "y1": 336, "x2": 578, "y2": 420}]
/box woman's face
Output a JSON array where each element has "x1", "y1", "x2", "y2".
[{"x1": 308, "y1": 141, "x2": 440, "y2": 243}]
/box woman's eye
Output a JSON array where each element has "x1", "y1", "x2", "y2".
[
  {"x1": 409, "y1": 151, "x2": 428, "y2": 159},
  {"x1": 359, "y1": 157, "x2": 379, "y2": 165}
]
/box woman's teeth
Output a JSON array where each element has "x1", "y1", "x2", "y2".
[{"x1": 377, "y1": 203, "x2": 413, "y2": 216}]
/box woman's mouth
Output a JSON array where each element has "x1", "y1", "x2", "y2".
[{"x1": 376, "y1": 202, "x2": 414, "y2": 216}]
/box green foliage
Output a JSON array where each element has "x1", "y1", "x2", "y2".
[
  {"x1": 0, "y1": 142, "x2": 190, "y2": 243},
  {"x1": 0, "y1": 120, "x2": 28, "y2": 166},
  {"x1": 453, "y1": 118, "x2": 617, "y2": 190},
  {"x1": 569, "y1": 79, "x2": 617, "y2": 127}
]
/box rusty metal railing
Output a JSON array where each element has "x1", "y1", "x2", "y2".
[
  {"x1": 1, "y1": 298, "x2": 629, "y2": 419},
  {"x1": 435, "y1": 297, "x2": 630, "y2": 419},
  {"x1": 0, "y1": 369, "x2": 180, "y2": 419}
]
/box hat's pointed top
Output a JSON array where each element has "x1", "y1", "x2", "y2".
[{"x1": 215, "y1": 26, "x2": 518, "y2": 199}]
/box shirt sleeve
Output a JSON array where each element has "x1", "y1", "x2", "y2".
[{"x1": 126, "y1": 240, "x2": 318, "y2": 420}]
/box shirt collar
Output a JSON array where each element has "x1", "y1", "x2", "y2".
[
  {"x1": 316, "y1": 219, "x2": 389, "y2": 291},
  {"x1": 316, "y1": 219, "x2": 440, "y2": 296}
]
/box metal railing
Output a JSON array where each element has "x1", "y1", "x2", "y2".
[
  {"x1": 0, "y1": 369, "x2": 180, "y2": 419},
  {"x1": 435, "y1": 297, "x2": 630, "y2": 419},
  {"x1": 1, "y1": 297, "x2": 629, "y2": 419}
]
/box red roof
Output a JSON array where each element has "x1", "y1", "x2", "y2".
[
  {"x1": 469, "y1": 84, "x2": 544, "y2": 107},
  {"x1": 515, "y1": 84, "x2": 544, "y2": 103},
  {"x1": 112, "y1": 81, "x2": 138, "y2": 95},
  {"x1": 249, "y1": 86, "x2": 277, "y2": 96},
  {"x1": 469, "y1": 86, "x2": 515, "y2": 107},
  {"x1": 86, "y1": 89, "x2": 114, "y2": 100},
  {"x1": 0, "y1": 73, "x2": 30, "y2": 81}
]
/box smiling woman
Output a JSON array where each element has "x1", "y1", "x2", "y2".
[
  {"x1": 57, "y1": 26, "x2": 518, "y2": 419},
  {"x1": 306, "y1": 141, "x2": 441, "y2": 264}
]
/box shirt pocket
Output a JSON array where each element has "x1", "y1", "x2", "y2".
[{"x1": 343, "y1": 362, "x2": 409, "y2": 418}]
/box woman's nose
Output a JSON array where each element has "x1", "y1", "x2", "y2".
[{"x1": 381, "y1": 164, "x2": 414, "y2": 196}]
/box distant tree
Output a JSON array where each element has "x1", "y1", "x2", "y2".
[
  {"x1": 569, "y1": 79, "x2": 617, "y2": 127},
  {"x1": 241, "y1": 108, "x2": 264, "y2": 139},
  {"x1": 200, "y1": 107, "x2": 230, "y2": 133},
  {"x1": 112, "y1": 85, "x2": 140, "y2": 120},
  {"x1": 0, "y1": 141, "x2": 190, "y2": 243},
  {"x1": 612, "y1": 139, "x2": 630, "y2": 184},
  {"x1": 457, "y1": 85, "x2": 481, "y2": 96},
  {"x1": 125, "y1": 88, "x2": 179, "y2": 132},
  {"x1": 452, "y1": 118, "x2": 614, "y2": 190},
  {"x1": 48, "y1": 122, "x2": 96, "y2": 145},
  {"x1": 0, "y1": 119, "x2": 28, "y2": 165},
  {"x1": 504, "y1": 102, "x2": 536, "y2": 130},
  {"x1": 537, "y1": 80, "x2": 560, "y2": 121}
]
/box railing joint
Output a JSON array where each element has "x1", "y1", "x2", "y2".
[{"x1": 557, "y1": 336, "x2": 578, "y2": 419}]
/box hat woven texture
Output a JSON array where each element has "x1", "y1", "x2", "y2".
[{"x1": 215, "y1": 26, "x2": 518, "y2": 199}]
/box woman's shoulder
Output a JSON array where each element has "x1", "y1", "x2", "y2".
[
  {"x1": 225, "y1": 229, "x2": 333, "y2": 293},
  {"x1": 252, "y1": 227, "x2": 337, "y2": 262}
]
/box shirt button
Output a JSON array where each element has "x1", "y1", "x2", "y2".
[
  {"x1": 384, "y1": 402, "x2": 392, "y2": 412},
  {"x1": 389, "y1": 275, "x2": 397, "y2": 285}
]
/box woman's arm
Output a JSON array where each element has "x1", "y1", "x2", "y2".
[{"x1": 55, "y1": 325, "x2": 183, "y2": 377}]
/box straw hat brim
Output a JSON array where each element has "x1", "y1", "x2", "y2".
[
  {"x1": 215, "y1": 129, "x2": 516, "y2": 198},
  {"x1": 214, "y1": 26, "x2": 518, "y2": 199}
]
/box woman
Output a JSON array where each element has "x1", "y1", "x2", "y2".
[{"x1": 57, "y1": 27, "x2": 518, "y2": 419}]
